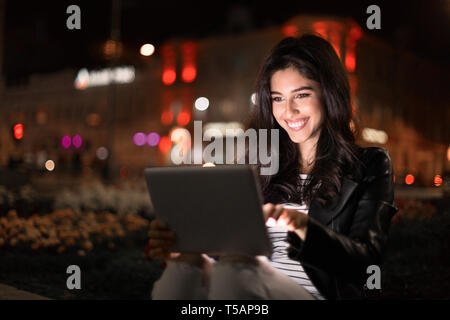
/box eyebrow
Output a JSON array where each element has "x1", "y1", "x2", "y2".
[{"x1": 270, "y1": 86, "x2": 313, "y2": 95}]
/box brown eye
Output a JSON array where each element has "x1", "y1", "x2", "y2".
[{"x1": 295, "y1": 93, "x2": 310, "y2": 99}]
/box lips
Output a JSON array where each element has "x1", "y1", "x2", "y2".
[{"x1": 285, "y1": 117, "x2": 309, "y2": 131}]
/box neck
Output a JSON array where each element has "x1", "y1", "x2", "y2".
[
  {"x1": 298, "y1": 145, "x2": 316, "y2": 175},
  {"x1": 300, "y1": 165, "x2": 312, "y2": 175}
]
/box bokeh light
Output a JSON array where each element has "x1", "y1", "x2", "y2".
[
  {"x1": 140, "y1": 43, "x2": 155, "y2": 56},
  {"x1": 45, "y1": 160, "x2": 55, "y2": 171},
  {"x1": 194, "y1": 97, "x2": 209, "y2": 111},
  {"x1": 177, "y1": 111, "x2": 191, "y2": 126},
  {"x1": 133, "y1": 132, "x2": 147, "y2": 146},
  {"x1": 250, "y1": 93, "x2": 256, "y2": 105},
  {"x1": 13, "y1": 123, "x2": 24, "y2": 140},
  {"x1": 96, "y1": 147, "x2": 109, "y2": 160},
  {"x1": 434, "y1": 175, "x2": 442, "y2": 187},
  {"x1": 74, "y1": 68, "x2": 89, "y2": 90},
  {"x1": 159, "y1": 136, "x2": 172, "y2": 153},
  {"x1": 86, "y1": 113, "x2": 101, "y2": 127},
  {"x1": 161, "y1": 110, "x2": 174, "y2": 125},
  {"x1": 73, "y1": 134, "x2": 83, "y2": 148},
  {"x1": 405, "y1": 174, "x2": 415, "y2": 185},
  {"x1": 147, "y1": 132, "x2": 160, "y2": 147},
  {"x1": 282, "y1": 25, "x2": 299, "y2": 37},
  {"x1": 162, "y1": 69, "x2": 176, "y2": 85},
  {"x1": 61, "y1": 135, "x2": 71, "y2": 149},
  {"x1": 170, "y1": 128, "x2": 191, "y2": 161},
  {"x1": 182, "y1": 66, "x2": 197, "y2": 83}
]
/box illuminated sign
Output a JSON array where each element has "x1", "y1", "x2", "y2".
[{"x1": 74, "y1": 66, "x2": 135, "y2": 89}]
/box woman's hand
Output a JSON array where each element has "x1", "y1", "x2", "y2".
[
  {"x1": 146, "y1": 219, "x2": 204, "y2": 267},
  {"x1": 147, "y1": 219, "x2": 177, "y2": 259},
  {"x1": 262, "y1": 203, "x2": 309, "y2": 240}
]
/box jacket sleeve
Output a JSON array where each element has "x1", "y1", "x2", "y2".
[{"x1": 286, "y1": 148, "x2": 399, "y2": 286}]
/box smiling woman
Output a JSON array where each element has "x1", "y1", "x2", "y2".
[
  {"x1": 270, "y1": 67, "x2": 324, "y2": 173},
  {"x1": 250, "y1": 34, "x2": 362, "y2": 208},
  {"x1": 147, "y1": 34, "x2": 398, "y2": 300},
  {"x1": 243, "y1": 34, "x2": 398, "y2": 299}
]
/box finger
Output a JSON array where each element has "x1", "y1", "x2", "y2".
[
  {"x1": 263, "y1": 203, "x2": 282, "y2": 218},
  {"x1": 148, "y1": 230, "x2": 176, "y2": 240},
  {"x1": 262, "y1": 203, "x2": 275, "y2": 217},
  {"x1": 150, "y1": 219, "x2": 169, "y2": 230},
  {"x1": 277, "y1": 210, "x2": 304, "y2": 231},
  {"x1": 265, "y1": 205, "x2": 286, "y2": 227},
  {"x1": 269, "y1": 205, "x2": 286, "y2": 220},
  {"x1": 267, "y1": 209, "x2": 293, "y2": 229},
  {"x1": 276, "y1": 212, "x2": 292, "y2": 228},
  {"x1": 266, "y1": 217, "x2": 277, "y2": 227}
]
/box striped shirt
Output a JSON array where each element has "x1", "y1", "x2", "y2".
[{"x1": 267, "y1": 174, "x2": 325, "y2": 300}]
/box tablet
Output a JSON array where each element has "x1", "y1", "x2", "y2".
[{"x1": 144, "y1": 165, "x2": 272, "y2": 257}]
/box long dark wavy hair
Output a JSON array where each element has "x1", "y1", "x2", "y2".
[{"x1": 245, "y1": 34, "x2": 364, "y2": 208}]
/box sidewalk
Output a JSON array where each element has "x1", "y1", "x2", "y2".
[{"x1": 0, "y1": 283, "x2": 51, "y2": 300}]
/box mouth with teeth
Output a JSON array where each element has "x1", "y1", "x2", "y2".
[{"x1": 285, "y1": 117, "x2": 309, "y2": 131}]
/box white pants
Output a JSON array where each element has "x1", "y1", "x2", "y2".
[{"x1": 151, "y1": 255, "x2": 316, "y2": 300}]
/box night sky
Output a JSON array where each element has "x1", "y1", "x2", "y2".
[{"x1": 3, "y1": 0, "x2": 450, "y2": 85}]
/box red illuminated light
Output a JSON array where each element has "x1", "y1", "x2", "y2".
[
  {"x1": 162, "y1": 69, "x2": 176, "y2": 85},
  {"x1": 312, "y1": 21, "x2": 328, "y2": 39},
  {"x1": 345, "y1": 24, "x2": 362, "y2": 73},
  {"x1": 349, "y1": 26, "x2": 362, "y2": 41},
  {"x1": 177, "y1": 111, "x2": 191, "y2": 126},
  {"x1": 181, "y1": 66, "x2": 197, "y2": 83},
  {"x1": 161, "y1": 110, "x2": 174, "y2": 125},
  {"x1": 161, "y1": 44, "x2": 176, "y2": 85},
  {"x1": 345, "y1": 53, "x2": 356, "y2": 72},
  {"x1": 405, "y1": 174, "x2": 414, "y2": 185},
  {"x1": 181, "y1": 42, "x2": 197, "y2": 83},
  {"x1": 434, "y1": 175, "x2": 443, "y2": 187},
  {"x1": 13, "y1": 123, "x2": 24, "y2": 140},
  {"x1": 282, "y1": 25, "x2": 299, "y2": 37},
  {"x1": 159, "y1": 136, "x2": 172, "y2": 153}
]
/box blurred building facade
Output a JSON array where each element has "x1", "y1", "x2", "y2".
[{"x1": 1, "y1": 14, "x2": 449, "y2": 187}]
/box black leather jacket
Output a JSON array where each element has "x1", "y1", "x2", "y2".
[{"x1": 285, "y1": 146, "x2": 399, "y2": 300}]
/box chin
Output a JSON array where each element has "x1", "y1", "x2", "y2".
[{"x1": 286, "y1": 133, "x2": 305, "y2": 144}]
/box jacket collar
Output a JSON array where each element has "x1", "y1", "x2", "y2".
[{"x1": 309, "y1": 176, "x2": 359, "y2": 226}]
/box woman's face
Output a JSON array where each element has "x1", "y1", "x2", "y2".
[{"x1": 270, "y1": 67, "x2": 324, "y2": 146}]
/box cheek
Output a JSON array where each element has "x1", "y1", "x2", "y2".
[
  {"x1": 306, "y1": 102, "x2": 323, "y2": 123},
  {"x1": 272, "y1": 106, "x2": 283, "y2": 123},
  {"x1": 313, "y1": 99, "x2": 324, "y2": 116}
]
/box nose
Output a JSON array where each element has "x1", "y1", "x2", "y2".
[{"x1": 285, "y1": 99, "x2": 299, "y2": 118}]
